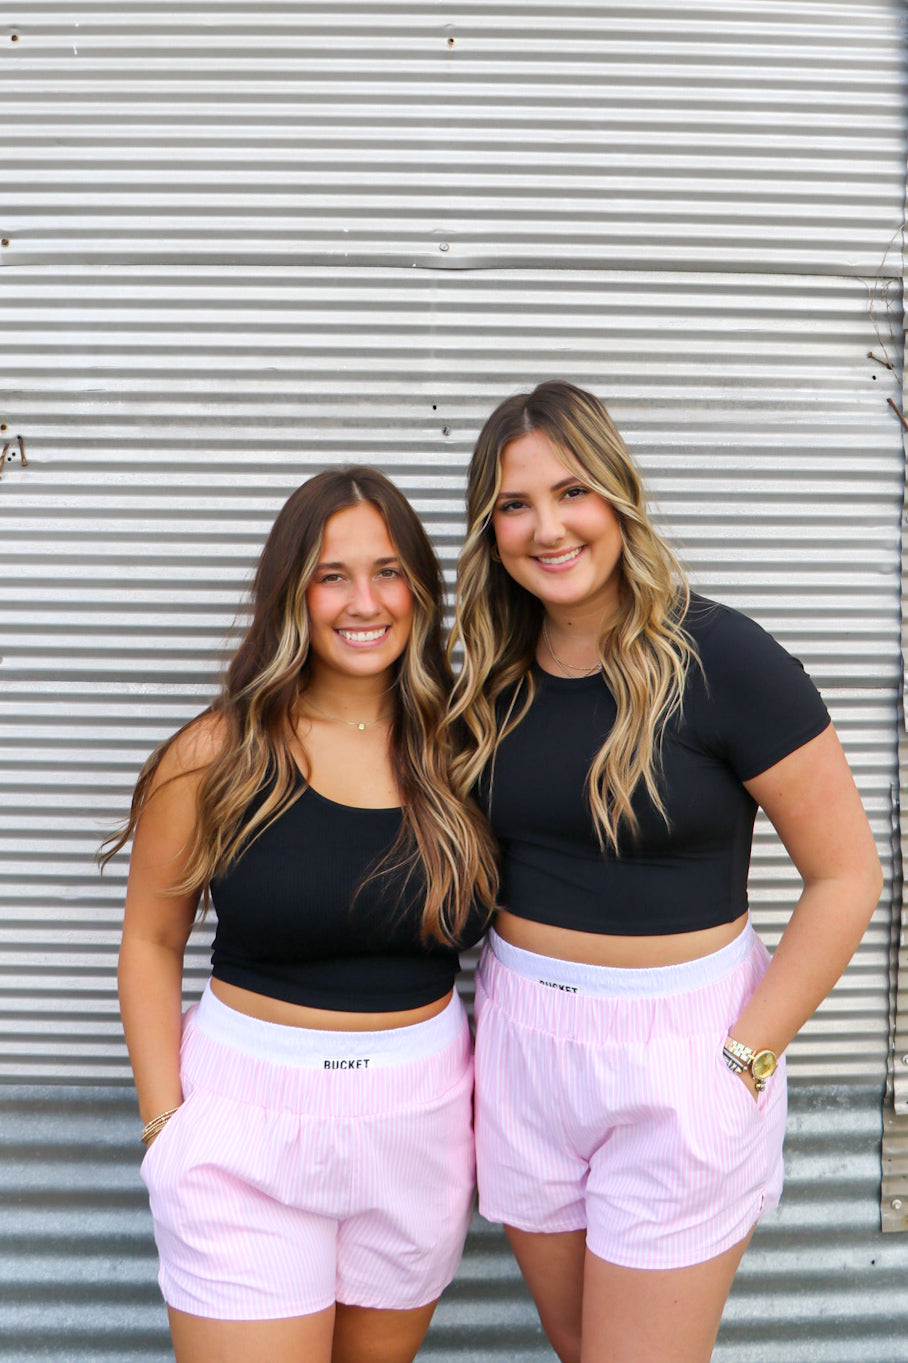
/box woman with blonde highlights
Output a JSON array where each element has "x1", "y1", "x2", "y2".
[
  {"x1": 448, "y1": 381, "x2": 881, "y2": 1363},
  {"x1": 109, "y1": 467, "x2": 496, "y2": 1363}
]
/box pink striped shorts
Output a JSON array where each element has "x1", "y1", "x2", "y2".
[
  {"x1": 141, "y1": 985, "x2": 475, "y2": 1319},
  {"x1": 474, "y1": 922, "x2": 787, "y2": 1270}
]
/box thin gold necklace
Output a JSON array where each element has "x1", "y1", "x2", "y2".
[
  {"x1": 542, "y1": 619, "x2": 601, "y2": 678},
  {"x1": 301, "y1": 695, "x2": 393, "y2": 732}
]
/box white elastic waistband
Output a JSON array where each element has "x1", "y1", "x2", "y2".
[
  {"x1": 486, "y1": 922, "x2": 755, "y2": 999},
  {"x1": 194, "y1": 983, "x2": 465, "y2": 1068}
]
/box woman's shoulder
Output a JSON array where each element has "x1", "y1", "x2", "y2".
[
  {"x1": 678, "y1": 592, "x2": 829, "y2": 775},
  {"x1": 152, "y1": 709, "x2": 230, "y2": 789},
  {"x1": 679, "y1": 589, "x2": 824, "y2": 712},
  {"x1": 681, "y1": 592, "x2": 790, "y2": 670},
  {"x1": 684, "y1": 591, "x2": 760, "y2": 640}
]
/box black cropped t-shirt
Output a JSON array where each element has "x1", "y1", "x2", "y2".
[
  {"x1": 481, "y1": 594, "x2": 830, "y2": 936},
  {"x1": 210, "y1": 781, "x2": 481, "y2": 1011}
]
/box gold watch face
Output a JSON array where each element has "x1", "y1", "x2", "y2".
[{"x1": 751, "y1": 1049, "x2": 778, "y2": 1081}]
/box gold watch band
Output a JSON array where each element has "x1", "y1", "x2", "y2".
[{"x1": 723, "y1": 1036, "x2": 778, "y2": 1091}]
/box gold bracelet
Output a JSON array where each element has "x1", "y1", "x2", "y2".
[{"x1": 140, "y1": 1105, "x2": 181, "y2": 1146}]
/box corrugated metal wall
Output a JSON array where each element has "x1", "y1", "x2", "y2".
[{"x1": 2, "y1": 1, "x2": 908, "y2": 1357}]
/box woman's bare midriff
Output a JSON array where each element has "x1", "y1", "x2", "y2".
[
  {"x1": 209, "y1": 977, "x2": 453, "y2": 1031},
  {"x1": 494, "y1": 908, "x2": 749, "y2": 969}
]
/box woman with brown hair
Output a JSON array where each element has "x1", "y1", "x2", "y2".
[
  {"x1": 447, "y1": 381, "x2": 881, "y2": 1363},
  {"x1": 107, "y1": 466, "x2": 497, "y2": 1363}
]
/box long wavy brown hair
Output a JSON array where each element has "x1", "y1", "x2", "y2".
[
  {"x1": 103, "y1": 466, "x2": 498, "y2": 944},
  {"x1": 447, "y1": 381, "x2": 697, "y2": 852}
]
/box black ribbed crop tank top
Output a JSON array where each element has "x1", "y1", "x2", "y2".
[{"x1": 210, "y1": 781, "x2": 479, "y2": 1011}]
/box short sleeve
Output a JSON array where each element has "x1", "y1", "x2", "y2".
[{"x1": 689, "y1": 600, "x2": 831, "y2": 782}]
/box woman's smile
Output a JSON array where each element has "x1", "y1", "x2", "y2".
[
  {"x1": 532, "y1": 546, "x2": 586, "y2": 571},
  {"x1": 335, "y1": 624, "x2": 393, "y2": 646}
]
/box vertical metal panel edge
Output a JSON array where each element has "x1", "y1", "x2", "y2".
[{"x1": 880, "y1": 187, "x2": 908, "y2": 1228}]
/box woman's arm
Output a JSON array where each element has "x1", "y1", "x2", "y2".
[
  {"x1": 118, "y1": 726, "x2": 214, "y2": 1129},
  {"x1": 729, "y1": 723, "x2": 883, "y2": 1086}
]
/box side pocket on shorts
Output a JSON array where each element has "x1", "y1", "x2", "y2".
[
  {"x1": 139, "y1": 1089, "x2": 197, "y2": 1186},
  {"x1": 712, "y1": 1032, "x2": 767, "y2": 1129}
]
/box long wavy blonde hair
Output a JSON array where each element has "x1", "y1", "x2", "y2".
[
  {"x1": 447, "y1": 381, "x2": 696, "y2": 852},
  {"x1": 103, "y1": 466, "x2": 498, "y2": 944}
]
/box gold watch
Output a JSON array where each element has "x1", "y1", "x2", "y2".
[{"x1": 722, "y1": 1036, "x2": 778, "y2": 1092}]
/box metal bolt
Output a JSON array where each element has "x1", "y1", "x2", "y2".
[
  {"x1": 901, "y1": 1054, "x2": 908, "y2": 1066},
  {"x1": 447, "y1": 37, "x2": 455, "y2": 47},
  {"x1": 891, "y1": 1198, "x2": 903, "y2": 1211},
  {"x1": 1, "y1": 240, "x2": 8, "y2": 247},
  {"x1": 439, "y1": 242, "x2": 450, "y2": 252}
]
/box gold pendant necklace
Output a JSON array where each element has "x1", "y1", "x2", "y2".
[{"x1": 301, "y1": 695, "x2": 392, "y2": 731}]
